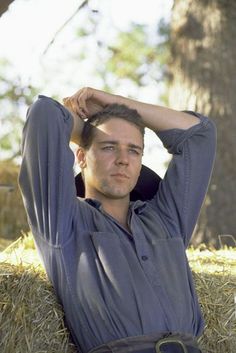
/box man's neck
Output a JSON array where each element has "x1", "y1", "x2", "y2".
[
  {"x1": 86, "y1": 191, "x2": 130, "y2": 231},
  {"x1": 102, "y1": 198, "x2": 130, "y2": 230}
]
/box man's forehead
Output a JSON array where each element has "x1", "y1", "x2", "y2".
[
  {"x1": 94, "y1": 118, "x2": 142, "y2": 136},
  {"x1": 93, "y1": 123, "x2": 144, "y2": 147}
]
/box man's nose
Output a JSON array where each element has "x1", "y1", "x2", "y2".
[{"x1": 115, "y1": 149, "x2": 129, "y2": 165}]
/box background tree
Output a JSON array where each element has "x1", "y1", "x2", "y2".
[{"x1": 168, "y1": 0, "x2": 236, "y2": 247}]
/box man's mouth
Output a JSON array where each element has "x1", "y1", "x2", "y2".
[{"x1": 111, "y1": 173, "x2": 129, "y2": 179}]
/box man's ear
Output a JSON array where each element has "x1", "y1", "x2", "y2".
[{"x1": 76, "y1": 147, "x2": 87, "y2": 169}]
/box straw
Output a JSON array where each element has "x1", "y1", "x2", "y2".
[{"x1": 0, "y1": 235, "x2": 235, "y2": 353}]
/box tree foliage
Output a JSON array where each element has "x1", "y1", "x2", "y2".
[
  {"x1": 0, "y1": 60, "x2": 39, "y2": 160},
  {"x1": 107, "y1": 24, "x2": 160, "y2": 84},
  {"x1": 69, "y1": 5, "x2": 171, "y2": 94},
  {"x1": 0, "y1": 4, "x2": 171, "y2": 158},
  {"x1": 106, "y1": 21, "x2": 171, "y2": 90}
]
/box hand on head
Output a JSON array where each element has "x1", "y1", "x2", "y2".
[{"x1": 63, "y1": 87, "x2": 107, "y2": 120}]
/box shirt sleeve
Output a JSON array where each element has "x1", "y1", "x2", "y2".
[
  {"x1": 149, "y1": 112, "x2": 217, "y2": 247},
  {"x1": 19, "y1": 95, "x2": 77, "y2": 246}
]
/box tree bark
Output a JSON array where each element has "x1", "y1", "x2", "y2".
[
  {"x1": 169, "y1": 0, "x2": 236, "y2": 247},
  {"x1": 0, "y1": 0, "x2": 14, "y2": 17}
]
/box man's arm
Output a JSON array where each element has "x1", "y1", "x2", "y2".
[
  {"x1": 153, "y1": 114, "x2": 216, "y2": 246},
  {"x1": 19, "y1": 96, "x2": 77, "y2": 246},
  {"x1": 62, "y1": 97, "x2": 84, "y2": 145},
  {"x1": 63, "y1": 87, "x2": 200, "y2": 134}
]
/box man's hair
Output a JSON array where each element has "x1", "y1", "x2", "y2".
[{"x1": 79, "y1": 103, "x2": 145, "y2": 149}]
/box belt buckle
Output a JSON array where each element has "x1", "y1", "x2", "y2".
[{"x1": 155, "y1": 337, "x2": 188, "y2": 353}]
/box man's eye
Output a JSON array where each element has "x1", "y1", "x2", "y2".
[
  {"x1": 102, "y1": 146, "x2": 114, "y2": 151},
  {"x1": 129, "y1": 149, "x2": 140, "y2": 155}
]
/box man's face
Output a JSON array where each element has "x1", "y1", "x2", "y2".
[{"x1": 78, "y1": 118, "x2": 143, "y2": 200}]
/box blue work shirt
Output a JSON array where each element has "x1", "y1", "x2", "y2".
[{"x1": 19, "y1": 96, "x2": 216, "y2": 353}]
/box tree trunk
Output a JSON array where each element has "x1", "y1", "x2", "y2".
[{"x1": 168, "y1": 0, "x2": 236, "y2": 247}]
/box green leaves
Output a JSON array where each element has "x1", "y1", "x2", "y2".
[{"x1": 107, "y1": 24, "x2": 163, "y2": 85}]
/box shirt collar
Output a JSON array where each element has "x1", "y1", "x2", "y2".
[
  {"x1": 130, "y1": 200, "x2": 147, "y2": 214},
  {"x1": 85, "y1": 198, "x2": 147, "y2": 214},
  {"x1": 84, "y1": 198, "x2": 102, "y2": 210}
]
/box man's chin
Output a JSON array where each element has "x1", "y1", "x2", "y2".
[
  {"x1": 110, "y1": 194, "x2": 130, "y2": 200},
  {"x1": 98, "y1": 180, "x2": 135, "y2": 200},
  {"x1": 102, "y1": 186, "x2": 132, "y2": 200},
  {"x1": 105, "y1": 190, "x2": 130, "y2": 200}
]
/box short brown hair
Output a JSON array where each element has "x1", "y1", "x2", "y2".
[{"x1": 80, "y1": 103, "x2": 145, "y2": 149}]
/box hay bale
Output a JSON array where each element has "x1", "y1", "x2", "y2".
[
  {"x1": 0, "y1": 262, "x2": 77, "y2": 353},
  {"x1": 187, "y1": 247, "x2": 236, "y2": 353},
  {"x1": 0, "y1": 235, "x2": 235, "y2": 353}
]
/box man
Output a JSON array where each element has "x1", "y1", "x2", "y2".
[{"x1": 19, "y1": 87, "x2": 216, "y2": 353}]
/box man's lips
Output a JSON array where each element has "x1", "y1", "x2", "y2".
[{"x1": 111, "y1": 173, "x2": 129, "y2": 179}]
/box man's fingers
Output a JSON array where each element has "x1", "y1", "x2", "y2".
[
  {"x1": 63, "y1": 87, "x2": 97, "y2": 118},
  {"x1": 76, "y1": 90, "x2": 89, "y2": 115},
  {"x1": 66, "y1": 90, "x2": 88, "y2": 117}
]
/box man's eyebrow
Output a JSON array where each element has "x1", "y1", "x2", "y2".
[
  {"x1": 97, "y1": 140, "x2": 118, "y2": 145},
  {"x1": 97, "y1": 140, "x2": 143, "y2": 150},
  {"x1": 128, "y1": 143, "x2": 143, "y2": 151}
]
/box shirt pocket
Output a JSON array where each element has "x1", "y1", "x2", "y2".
[
  {"x1": 150, "y1": 237, "x2": 195, "y2": 328},
  {"x1": 90, "y1": 231, "x2": 136, "y2": 289}
]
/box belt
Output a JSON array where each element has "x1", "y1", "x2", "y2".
[{"x1": 88, "y1": 332, "x2": 202, "y2": 353}]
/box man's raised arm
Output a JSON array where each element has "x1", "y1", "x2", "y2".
[{"x1": 63, "y1": 87, "x2": 200, "y2": 133}]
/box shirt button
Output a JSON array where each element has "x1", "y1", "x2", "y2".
[{"x1": 141, "y1": 255, "x2": 148, "y2": 261}]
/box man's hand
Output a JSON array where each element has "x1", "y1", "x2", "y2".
[
  {"x1": 63, "y1": 87, "x2": 116, "y2": 119},
  {"x1": 63, "y1": 87, "x2": 120, "y2": 145}
]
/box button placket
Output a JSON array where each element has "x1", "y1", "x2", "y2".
[{"x1": 130, "y1": 216, "x2": 147, "y2": 260}]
